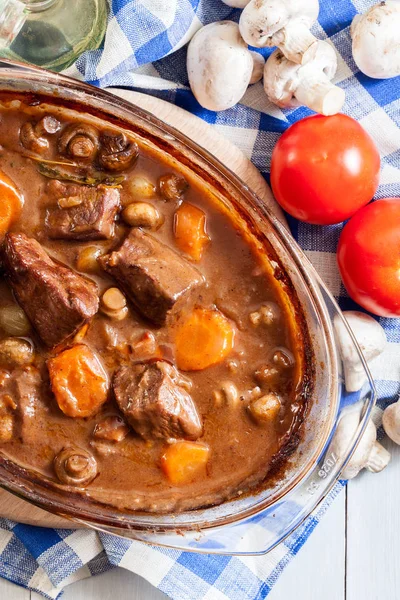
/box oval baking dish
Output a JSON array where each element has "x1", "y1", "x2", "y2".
[{"x1": 0, "y1": 60, "x2": 376, "y2": 555}]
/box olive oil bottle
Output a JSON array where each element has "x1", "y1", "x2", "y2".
[{"x1": 0, "y1": 0, "x2": 108, "y2": 71}]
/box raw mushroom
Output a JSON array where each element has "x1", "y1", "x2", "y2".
[
  {"x1": 221, "y1": 0, "x2": 250, "y2": 6},
  {"x1": 328, "y1": 403, "x2": 390, "y2": 479},
  {"x1": 249, "y1": 51, "x2": 266, "y2": 84},
  {"x1": 383, "y1": 397, "x2": 400, "y2": 445},
  {"x1": 239, "y1": 0, "x2": 319, "y2": 64},
  {"x1": 98, "y1": 131, "x2": 139, "y2": 172},
  {"x1": 187, "y1": 21, "x2": 254, "y2": 111},
  {"x1": 58, "y1": 123, "x2": 99, "y2": 160},
  {"x1": 334, "y1": 311, "x2": 387, "y2": 393},
  {"x1": 54, "y1": 446, "x2": 98, "y2": 486},
  {"x1": 351, "y1": 1, "x2": 400, "y2": 79},
  {"x1": 263, "y1": 43, "x2": 345, "y2": 115}
]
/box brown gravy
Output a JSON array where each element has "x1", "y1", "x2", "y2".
[{"x1": 0, "y1": 95, "x2": 311, "y2": 513}]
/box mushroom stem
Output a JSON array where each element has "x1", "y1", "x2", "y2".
[
  {"x1": 273, "y1": 21, "x2": 317, "y2": 64},
  {"x1": 249, "y1": 51, "x2": 265, "y2": 84},
  {"x1": 365, "y1": 441, "x2": 391, "y2": 473},
  {"x1": 295, "y1": 75, "x2": 345, "y2": 116}
]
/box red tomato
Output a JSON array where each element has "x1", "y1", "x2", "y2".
[
  {"x1": 270, "y1": 114, "x2": 380, "y2": 225},
  {"x1": 337, "y1": 198, "x2": 400, "y2": 317}
]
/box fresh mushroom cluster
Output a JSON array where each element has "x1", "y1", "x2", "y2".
[
  {"x1": 332, "y1": 311, "x2": 392, "y2": 480},
  {"x1": 187, "y1": 0, "x2": 346, "y2": 115}
]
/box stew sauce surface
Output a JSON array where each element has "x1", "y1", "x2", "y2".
[{"x1": 0, "y1": 97, "x2": 308, "y2": 513}]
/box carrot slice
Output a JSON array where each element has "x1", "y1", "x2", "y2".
[
  {"x1": 0, "y1": 170, "x2": 23, "y2": 239},
  {"x1": 48, "y1": 344, "x2": 109, "y2": 418},
  {"x1": 174, "y1": 202, "x2": 210, "y2": 261},
  {"x1": 174, "y1": 307, "x2": 235, "y2": 371},
  {"x1": 161, "y1": 441, "x2": 209, "y2": 484}
]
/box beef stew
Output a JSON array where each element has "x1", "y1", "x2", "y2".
[{"x1": 0, "y1": 95, "x2": 312, "y2": 514}]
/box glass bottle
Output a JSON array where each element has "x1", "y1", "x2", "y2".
[{"x1": 0, "y1": 0, "x2": 108, "y2": 71}]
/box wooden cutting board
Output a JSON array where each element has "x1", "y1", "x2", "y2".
[{"x1": 0, "y1": 89, "x2": 282, "y2": 528}]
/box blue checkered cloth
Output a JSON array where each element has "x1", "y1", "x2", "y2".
[{"x1": 1, "y1": 0, "x2": 400, "y2": 598}]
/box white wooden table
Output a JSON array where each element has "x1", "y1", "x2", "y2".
[{"x1": 1, "y1": 438, "x2": 398, "y2": 600}]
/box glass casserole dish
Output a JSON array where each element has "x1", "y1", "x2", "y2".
[{"x1": 0, "y1": 60, "x2": 376, "y2": 555}]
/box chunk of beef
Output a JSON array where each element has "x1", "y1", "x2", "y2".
[
  {"x1": 45, "y1": 180, "x2": 120, "y2": 240},
  {"x1": 113, "y1": 361, "x2": 203, "y2": 441},
  {"x1": 99, "y1": 229, "x2": 204, "y2": 326},
  {"x1": 2, "y1": 233, "x2": 99, "y2": 348}
]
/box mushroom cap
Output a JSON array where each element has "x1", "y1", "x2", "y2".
[
  {"x1": 58, "y1": 123, "x2": 99, "y2": 160},
  {"x1": 351, "y1": 1, "x2": 400, "y2": 79},
  {"x1": 249, "y1": 51, "x2": 266, "y2": 84},
  {"x1": 334, "y1": 311, "x2": 387, "y2": 392},
  {"x1": 187, "y1": 21, "x2": 253, "y2": 111},
  {"x1": 263, "y1": 49, "x2": 301, "y2": 107},
  {"x1": 383, "y1": 401, "x2": 400, "y2": 445},
  {"x1": 328, "y1": 403, "x2": 377, "y2": 479},
  {"x1": 54, "y1": 446, "x2": 98, "y2": 487},
  {"x1": 240, "y1": 0, "x2": 319, "y2": 48},
  {"x1": 301, "y1": 40, "x2": 338, "y2": 79},
  {"x1": 221, "y1": 0, "x2": 250, "y2": 6}
]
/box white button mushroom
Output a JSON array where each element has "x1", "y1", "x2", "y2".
[
  {"x1": 383, "y1": 396, "x2": 400, "y2": 445},
  {"x1": 221, "y1": 0, "x2": 251, "y2": 6},
  {"x1": 187, "y1": 21, "x2": 254, "y2": 111},
  {"x1": 334, "y1": 311, "x2": 387, "y2": 393},
  {"x1": 239, "y1": 0, "x2": 320, "y2": 64},
  {"x1": 263, "y1": 42, "x2": 345, "y2": 115},
  {"x1": 328, "y1": 403, "x2": 390, "y2": 479},
  {"x1": 249, "y1": 51, "x2": 266, "y2": 84},
  {"x1": 351, "y1": 1, "x2": 400, "y2": 79}
]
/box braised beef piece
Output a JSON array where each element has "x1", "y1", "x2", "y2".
[
  {"x1": 113, "y1": 361, "x2": 203, "y2": 441},
  {"x1": 45, "y1": 180, "x2": 120, "y2": 241},
  {"x1": 2, "y1": 233, "x2": 99, "y2": 348},
  {"x1": 99, "y1": 229, "x2": 204, "y2": 326}
]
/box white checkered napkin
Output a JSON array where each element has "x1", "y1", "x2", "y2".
[{"x1": 1, "y1": 0, "x2": 400, "y2": 599}]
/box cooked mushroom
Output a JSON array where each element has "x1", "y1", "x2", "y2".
[
  {"x1": 121, "y1": 202, "x2": 162, "y2": 229},
  {"x1": 19, "y1": 115, "x2": 61, "y2": 154},
  {"x1": 98, "y1": 131, "x2": 138, "y2": 172},
  {"x1": 54, "y1": 446, "x2": 98, "y2": 486},
  {"x1": 58, "y1": 123, "x2": 99, "y2": 160},
  {"x1": 187, "y1": 21, "x2": 254, "y2": 111},
  {"x1": 100, "y1": 287, "x2": 128, "y2": 321},
  {"x1": 351, "y1": 1, "x2": 400, "y2": 79},
  {"x1": 35, "y1": 115, "x2": 61, "y2": 136},
  {"x1": 93, "y1": 415, "x2": 130, "y2": 442},
  {"x1": 158, "y1": 173, "x2": 188, "y2": 202},
  {"x1": 0, "y1": 338, "x2": 34, "y2": 369},
  {"x1": 20, "y1": 122, "x2": 49, "y2": 154},
  {"x1": 264, "y1": 43, "x2": 345, "y2": 115},
  {"x1": 239, "y1": 0, "x2": 319, "y2": 64}
]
